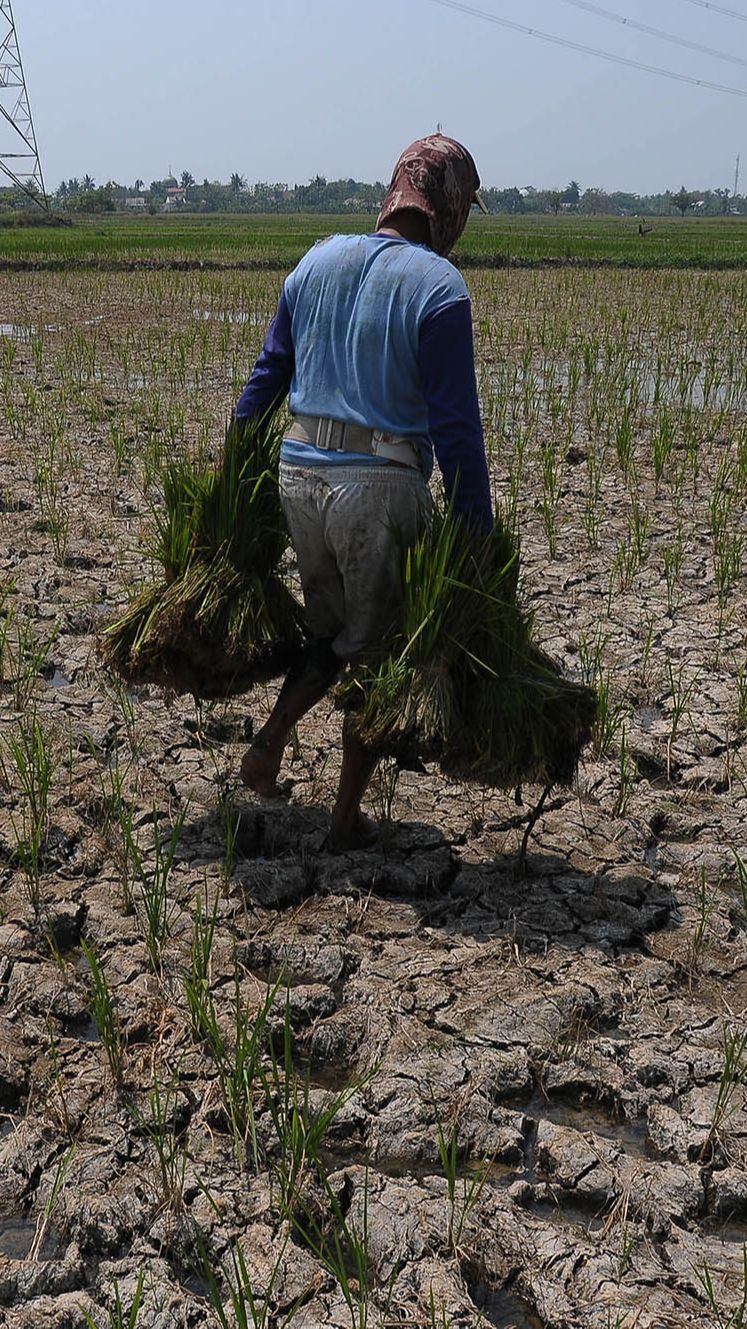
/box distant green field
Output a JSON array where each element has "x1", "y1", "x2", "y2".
[{"x1": 1, "y1": 212, "x2": 746, "y2": 268}]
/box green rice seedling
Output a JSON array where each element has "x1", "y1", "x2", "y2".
[
  {"x1": 540, "y1": 440, "x2": 560, "y2": 559},
  {"x1": 1, "y1": 610, "x2": 57, "y2": 713},
  {"x1": 109, "y1": 421, "x2": 130, "y2": 477},
  {"x1": 45, "y1": 1020, "x2": 77, "y2": 1141},
  {"x1": 85, "y1": 736, "x2": 131, "y2": 837},
  {"x1": 102, "y1": 417, "x2": 304, "y2": 699},
  {"x1": 183, "y1": 891, "x2": 220, "y2": 1040},
  {"x1": 29, "y1": 1143, "x2": 76, "y2": 1261},
  {"x1": 686, "y1": 868, "x2": 717, "y2": 980},
  {"x1": 651, "y1": 407, "x2": 675, "y2": 487},
  {"x1": 432, "y1": 1097, "x2": 494, "y2": 1254},
  {"x1": 259, "y1": 993, "x2": 372, "y2": 1218},
  {"x1": 103, "y1": 675, "x2": 140, "y2": 759},
  {"x1": 700, "y1": 1025, "x2": 747, "y2": 1164},
  {"x1": 294, "y1": 1168, "x2": 399, "y2": 1329},
  {"x1": 368, "y1": 758, "x2": 400, "y2": 828},
  {"x1": 615, "y1": 406, "x2": 634, "y2": 477},
  {"x1": 696, "y1": 1246, "x2": 747, "y2": 1329},
  {"x1": 0, "y1": 582, "x2": 16, "y2": 683},
  {"x1": 427, "y1": 1289, "x2": 476, "y2": 1329},
  {"x1": 81, "y1": 939, "x2": 123, "y2": 1085},
  {"x1": 114, "y1": 794, "x2": 137, "y2": 915},
  {"x1": 736, "y1": 663, "x2": 747, "y2": 733},
  {"x1": 613, "y1": 726, "x2": 638, "y2": 818},
  {"x1": 338, "y1": 508, "x2": 596, "y2": 793},
  {"x1": 627, "y1": 494, "x2": 650, "y2": 569},
  {"x1": 217, "y1": 785, "x2": 242, "y2": 884},
  {"x1": 696, "y1": 1015, "x2": 744, "y2": 1164},
  {"x1": 3, "y1": 715, "x2": 55, "y2": 915},
  {"x1": 84, "y1": 1270, "x2": 146, "y2": 1329},
  {"x1": 663, "y1": 532, "x2": 685, "y2": 617},
  {"x1": 583, "y1": 448, "x2": 604, "y2": 550},
  {"x1": 732, "y1": 849, "x2": 747, "y2": 917},
  {"x1": 126, "y1": 804, "x2": 188, "y2": 972},
  {"x1": 191, "y1": 977, "x2": 280, "y2": 1169},
  {"x1": 610, "y1": 538, "x2": 630, "y2": 594},
  {"x1": 665, "y1": 659, "x2": 699, "y2": 779},
  {"x1": 129, "y1": 1071, "x2": 189, "y2": 1211},
  {"x1": 196, "y1": 1221, "x2": 299, "y2": 1329},
  {"x1": 578, "y1": 635, "x2": 626, "y2": 760},
  {"x1": 33, "y1": 443, "x2": 70, "y2": 566},
  {"x1": 638, "y1": 615, "x2": 656, "y2": 696}
]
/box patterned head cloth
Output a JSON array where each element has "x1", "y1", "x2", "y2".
[{"x1": 377, "y1": 134, "x2": 485, "y2": 256}]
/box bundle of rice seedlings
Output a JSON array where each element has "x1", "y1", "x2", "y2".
[
  {"x1": 337, "y1": 508, "x2": 597, "y2": 790},
  {"x1": 101, "y1": 418, "x2": 304, "y2": 698}
]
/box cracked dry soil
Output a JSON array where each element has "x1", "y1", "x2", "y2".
[{"x1": 0, "y1": 266, "x2": 746, "y2": 1328}]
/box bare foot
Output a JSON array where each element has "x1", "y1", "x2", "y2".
[
  {"x1": 239, "y1": 740, "x2": 283, "y2": 797},
  {"x1": 326, "y1": 811, "x2": 380, "y2": 853}
]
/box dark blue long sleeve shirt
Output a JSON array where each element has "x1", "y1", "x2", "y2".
[{"x1": 236, "y1": 244, "x2": 493, "y2": 532}]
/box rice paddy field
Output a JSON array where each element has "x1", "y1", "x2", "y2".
[{"x1": 0, "y1": 216, "x2": 746, "y2": 1328}]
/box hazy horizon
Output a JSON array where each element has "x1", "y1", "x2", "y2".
[{"x1": 8, "y1": 0, "x2": 746, "y2": 196}]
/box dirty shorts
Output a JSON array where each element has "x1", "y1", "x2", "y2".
[{"x1": 279, "y1": 461, "x2": 432, "y2": 661}]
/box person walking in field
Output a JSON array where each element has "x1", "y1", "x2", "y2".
[{"x1": 234, "y1": 134, "x2": 494, "y2": 848}]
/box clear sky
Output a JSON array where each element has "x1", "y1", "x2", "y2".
[{"x1": 10, "y1": 0, "x2": 747, "y2": 195}]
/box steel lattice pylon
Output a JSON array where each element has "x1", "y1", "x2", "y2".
[{"x1": 0, "y1": 0, "x2": 46, "y2": 208}]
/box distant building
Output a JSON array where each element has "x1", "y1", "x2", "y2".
[
  {"x1": 163, "y1": 186, "x2": 187, "y2": 212},
  {"x1": 125, "y1": 197, "x2": 147, "y2": 210}
]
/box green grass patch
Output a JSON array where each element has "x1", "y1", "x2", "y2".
[{"x1": 2, "y1": 212, "x2": 747, "y2": 270}]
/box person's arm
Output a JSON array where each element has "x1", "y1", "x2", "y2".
[
  {"x1": 234, "y1": 288, "x2": 295, "y2": 421},
  {"x1": 418, "y1": 299, "x2": 493, "y2": 532}
]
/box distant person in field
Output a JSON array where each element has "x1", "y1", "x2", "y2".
[{"x1": 233, "y1": 134, "x2": 493, "y2": 848}]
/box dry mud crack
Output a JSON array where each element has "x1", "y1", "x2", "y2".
[{"x1": 0, "y1": 266, "x2": 746, "y2": 1327}]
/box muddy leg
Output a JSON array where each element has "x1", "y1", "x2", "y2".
[
  {"x1": 328, "y1": 713, "x2": 380, "y2": 850},
  {"x1": 240, "y1": 642, "x2": 339, "y2": 796}
]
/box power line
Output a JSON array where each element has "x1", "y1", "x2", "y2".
[
  {"x1": 556, "y1": 0, "x2": 747, "y2": 68},
  {"x1": 423, "y1": 0, "x2": 747, "y2": 96},
  {"x1": 675, "y1": 0, "x2": 747, "y2": 21}
]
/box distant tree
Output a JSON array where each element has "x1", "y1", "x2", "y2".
[
  {"x1": 82, "y1": 174, "x2": 96, "y2": 192},
  {"x1": 230, "y1": 172, "x2": 246, "y2": 194},
  {"x1": 562, "y1": 179, "x2": 581, "y2": 206},
  {"x1": 714, "y1": 187, "x2": 731, "y2": 215},
  {"x1": 673, "y1": 186, "x2": 693, "y2": 217},
  {"x1": 580, "y1": 187, "x2": 619, "y2": 215},
  {"x1": 70, "y1": 184, "x2": 114, "y2": 214},
  {"x1": 181, "y1": 170, "x2": 195, "y2": 192},
  {"x1": 134, "y1": 178, "x2": 144, "y2": 193},
  {"x1": 548, "y1": 190, "x2": 563, "y2": 215}
]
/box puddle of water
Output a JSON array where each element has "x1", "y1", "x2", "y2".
[
  {"x1": 299, "y1": 1061, "x2": 355, "y2": 1094},
  {"x1": 192, "y1": 308, "x2": 265, "y2": 326},
  {"x1": 0, "y1": 322, "x2": 62, "y2": 339},
  {"x1": 319, "y1": 1144, "x2": 448, "y2": 1184},
  {"x1": 71, "y1": 1018, "x2": 100, "y2": 1043},
  {"x1": 635, "y1": 704, "x2": 666, "y2": 733},
  {"x1": 0, "y1": 1215, "x2": 60, "y2": 1261},
  {"x1": 180, "y1": 1271, "x2": 211, "y2": 1299},
  {"x1": 521, "y1": 1091, "x2": 648, "y2": 1158},
  {"x1": 701, "y1": 1218, "x2": 747, "y2": 1245},
  {"x1": 472, "y1": 1284, "x2": 544, "y2": 1329}
]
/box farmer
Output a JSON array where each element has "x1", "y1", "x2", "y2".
[{"x1": 234, "y1": 134, "x2": 493, "y2": 848}]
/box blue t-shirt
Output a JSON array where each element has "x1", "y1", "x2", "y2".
[
  {"x1": 235, "y1": 232, "x2": 493, "y2": 530},
  {"x1": 285, "y1": 233, "x2": 467, "y2": 437}
]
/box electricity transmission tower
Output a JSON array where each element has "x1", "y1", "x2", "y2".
[{"x1": 0, "y1": 0, "x2": 47, "y2": 208}]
